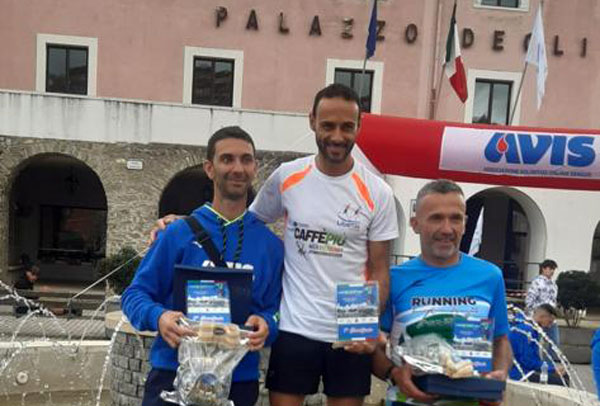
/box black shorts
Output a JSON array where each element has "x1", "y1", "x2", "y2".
[
  {"x1": 266, "y1": 330, "x2": 372, "y2": 397},
  {"x1": 142, "y1": 368, "x2": 258, "y2": 406}
]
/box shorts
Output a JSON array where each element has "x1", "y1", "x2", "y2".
[
  {"x1": 142, "y1": 368, "x2": 258, "y2": 406},
  {"x1": 266, "y1": 330, "x2": 372, "y2": 397}
]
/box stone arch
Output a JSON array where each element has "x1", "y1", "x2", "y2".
[
  {"x1": 390, "y1": 197, "x2": 407, "y2": 265},
  {"x1": 463, "y1": 187, "x2": 546, "y2": 288},
  {"x1": 158, "y1": 165, "x2": 212, "y2": 217},
  {"x1": 7, "y1": 153, "x2": 107, "y2": 282},
  {"x1": 591, "y1": 222, "x2": 600, "y2": 283}
]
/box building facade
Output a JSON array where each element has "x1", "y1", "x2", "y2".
[{"x1": 0, "y1": 0, "x2": 599, "y2": 285}]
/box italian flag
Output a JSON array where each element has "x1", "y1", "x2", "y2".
[{"x1": 444, "y1": 2, "x2": 468, "y2": 103}]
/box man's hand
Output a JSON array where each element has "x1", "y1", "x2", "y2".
[
  {"x1": 483, "y1": 369, "x2": 508, "y2": 382},
  {"x1": 390, "y1": 363, "x2": 438, "y2": 404},
  {"x1": 556, "y1": 365, "x2": 566, "y2": 376},
  {"x1": 148, "y1": 214, "x2": 181, "y2": 244},
  {"x1": 343, "y1": 331, "x2": 387, "y2": 354},
  {"x1": 245, "y1": 315, "x2": 269, "y2": 351},
  {"x1": 478, "y1": 369, "x2": 508, "y2": 406},
  {"x1": 158, "y1": 311, "x2": 195, "y2": 348}
]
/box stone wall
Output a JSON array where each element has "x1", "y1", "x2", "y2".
[
  {"x1": 110, "y1": 330, "x2": 155, "y2": 406},
  {"x1": 0, "y1": 135, "x2": 301, "y2": 282},
  {"x1": 107, "y1": 328, "x2": 380, "y2": 406}
]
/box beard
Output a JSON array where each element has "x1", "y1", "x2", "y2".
[
  {"x1": 430, "y1": 235, "x2": 459, "y2": 261},
  {"x1": 215, "y1": 173, "x2": 251, "y2": 201},
  {"x1": 316, "y1": 137, "x2": 354, "y2": 164}
]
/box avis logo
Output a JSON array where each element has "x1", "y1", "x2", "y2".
[{"x1": 484, "y1": 132, "x2": 596, "y2": 167}]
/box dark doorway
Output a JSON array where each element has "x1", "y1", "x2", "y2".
[{"x1": 9, "y1": 154, "x2": 107, "y2": 282}]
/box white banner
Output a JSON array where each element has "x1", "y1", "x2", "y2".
[{"x1": 439, "y1": 127, "x2": 600, "y2": 179}]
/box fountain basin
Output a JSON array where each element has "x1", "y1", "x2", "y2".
[
  {"x1": 0, "y1": 340, "x2": 110, "y2": 398},
  {"x1": 506, "y1": 380, "x2": 599, "y2": 406}
]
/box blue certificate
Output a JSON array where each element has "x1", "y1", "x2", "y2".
[
  {"x1": 336, "y1": 282, "x2": 379, "y2": 341},
  {"x1": 186, "y1": 280, "x2": 231, "y2": 323},
  {"x1": 452, "y1": 318, "x2": 494, "y2": 373}
]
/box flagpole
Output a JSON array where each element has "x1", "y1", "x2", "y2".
[
  {"x1": 510, "y1": 0, "x2": 545, "y2": 125},
  {"x1": 358, "y1": 54, "x2": 368, "y2": 108},
  {"x1": 432, "y1": 62, "x2": 446, "y2": 120},
  {"x1": 509, "y1": 62, "x2": 528, "y2": 126}
]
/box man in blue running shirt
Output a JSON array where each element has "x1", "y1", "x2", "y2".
[{"x1": 372, "y1": 179, "x2": 512, "y2": 405}]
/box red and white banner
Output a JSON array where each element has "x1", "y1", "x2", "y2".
[
  {"x1": 356, "y1": 113, "x2": 600, "y2": 191},
  {"x1": 440, "y1": 127, "x2": 600, "y2": 180}
]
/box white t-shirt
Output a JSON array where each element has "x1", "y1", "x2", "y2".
[{"x1": 250, "y1": 155, "x2": 399, "y2": 342}]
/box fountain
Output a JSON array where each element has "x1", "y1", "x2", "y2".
[
  {"x1": 504, "y1": 304, "x2": 599, "y2": 406},
  {"x1": 0, "y1": 279, "x2": 114, "y2": 406},
  {"x1": 1, "y1": 277, "x2": 599, "y2": 406}
]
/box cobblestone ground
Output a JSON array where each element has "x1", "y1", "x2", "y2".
[{"x1": 0, "y1": 305, "x2": 107, "y2": 340}]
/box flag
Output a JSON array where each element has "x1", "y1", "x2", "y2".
[
  {"x1": 366, "y1": 0, "x2": 377, "y2": 58},
  {"x1": 526, "y1": 5, "x2": 548, "y2": 110},
  {"x1": 468, "y1": 207, "x2": 484, "y2": 256},
  {"x1": 444, "y1": 2, "x2": 468, "y2": 103}
]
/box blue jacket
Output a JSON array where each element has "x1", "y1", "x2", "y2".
[
  {"x1": 509, "y1": 320, "x2": 555, "y2": 380},
  {"x1": 591, "y1": 329, "x2": 600, "y2": 399},
  {"x1": 121, "y1": 204, "x2": 284, "y2": 382}
]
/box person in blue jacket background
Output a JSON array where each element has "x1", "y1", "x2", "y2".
[
  {"x1": 122, "y1": 126, "x2": 284, "y2": 406},
  {"x1": 509, "y1": 303, "x2": 568, "y2": 386},
  {"x1": 592, "y1": 328, "x2": 600, "y2": 399}
]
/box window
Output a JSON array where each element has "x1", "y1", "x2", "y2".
[
  {"x1": 464, "y1": 69, "x2": 522, "y2": 125},
  {"x1": 481, "y1": 0, "x2": 519, "y2": 7},
  {"x1": 46, "y1": 45, "x2": 88, "y2": 95},
  {"x1": 474, "y1": 0, "x2": 529, "y2": 12},
  {"x1": 36, "y1": 34, "x2": 98, "y2": 96},
  {"x1": 192, "y1": 57, "x2": 234, "y2": 106},
  {"x1": 183, "y1": 47, "x2": 243, "y2": 107},
  {"x1": 472, "y1": 79, "x2": 512, "y2": 125},
  {"x1": 334, "y1": 69, "x2": 374, "y2": 113},
  {"x1": 325, "y1": 59, "x2": 384, "y2": 114}
]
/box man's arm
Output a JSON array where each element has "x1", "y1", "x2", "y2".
[
  {"x1": 122, "y1": 221, "x2": 188, "y2": 333},
  {"x1": 248, "y1": 166, "x2": 284, "y2": 223},
  {"x1": 488, "y1": 334, "x2": 513, "y2": 381},
  {"x1": 248, "y1": 237, "x2": 284, "y2": 351},
  {"x1": 510, "y1": 329, "x2": 553, "y2": 375},
  {"x1": 367, "y1": 239, "x2": 392, "y2": 312}
]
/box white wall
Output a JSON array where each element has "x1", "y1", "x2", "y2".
[
  {"x1": 387, "y1": 175, "x2": 600, "y2": 278},
  {"x1": 0, "y1": 90, "x2": 316, "y2": 154}
]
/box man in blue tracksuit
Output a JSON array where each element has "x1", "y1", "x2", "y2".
[
  {"x1": 592, "y1": 329, "x2": 600, "y2": 399},
  {"x1": 508, "y1": 304, "x2": 568, "y2": 386},
  {"x1": 122, "y1": 126, "x2": 284, "y2": 406}
]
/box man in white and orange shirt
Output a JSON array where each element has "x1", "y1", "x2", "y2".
[
  {"x1": 151, "y1": 84, "x2": 399, "y2": 406},
  {"x1": 252, "y1": 84, "x2": 398, "y2": 406}
]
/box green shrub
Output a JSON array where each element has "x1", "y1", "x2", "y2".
[
  {"x1": 96, "y1": 247, "x2": 143, "y2": 295},
  {"x1": 556, "y1": 270, "x2": 600, "y2": 327}
]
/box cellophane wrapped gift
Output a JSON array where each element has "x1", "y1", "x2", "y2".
[{"x1": 161, "y1": 320, "x2": 250, "y2": 406}]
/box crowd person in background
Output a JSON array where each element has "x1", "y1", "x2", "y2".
[
  {"x1": 526, "y1": 259, "x2": 560, "y2": 348},
  {"x1": 509, "y1": 304, "x2": 568, "y2": 386}
]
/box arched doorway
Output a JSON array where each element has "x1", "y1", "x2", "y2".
[
  {"x1": 461, "y1": 188, "x2": 546, "y2": 289},
  {"x1": 158, "y1": 165, "x2": 257, "y2": 217},
  {"x1": 390, "y1": 198, "x2": 407, "y2": 265},
  {"x1": 159, "y1": 166, "x2": 213, "y2": 217},
  {"x1": 9, "y1": 154, "x2": 107, "y2": 282},
  {"x1": 591, "y1": 222, "x2": 600, "y2": 283}
]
